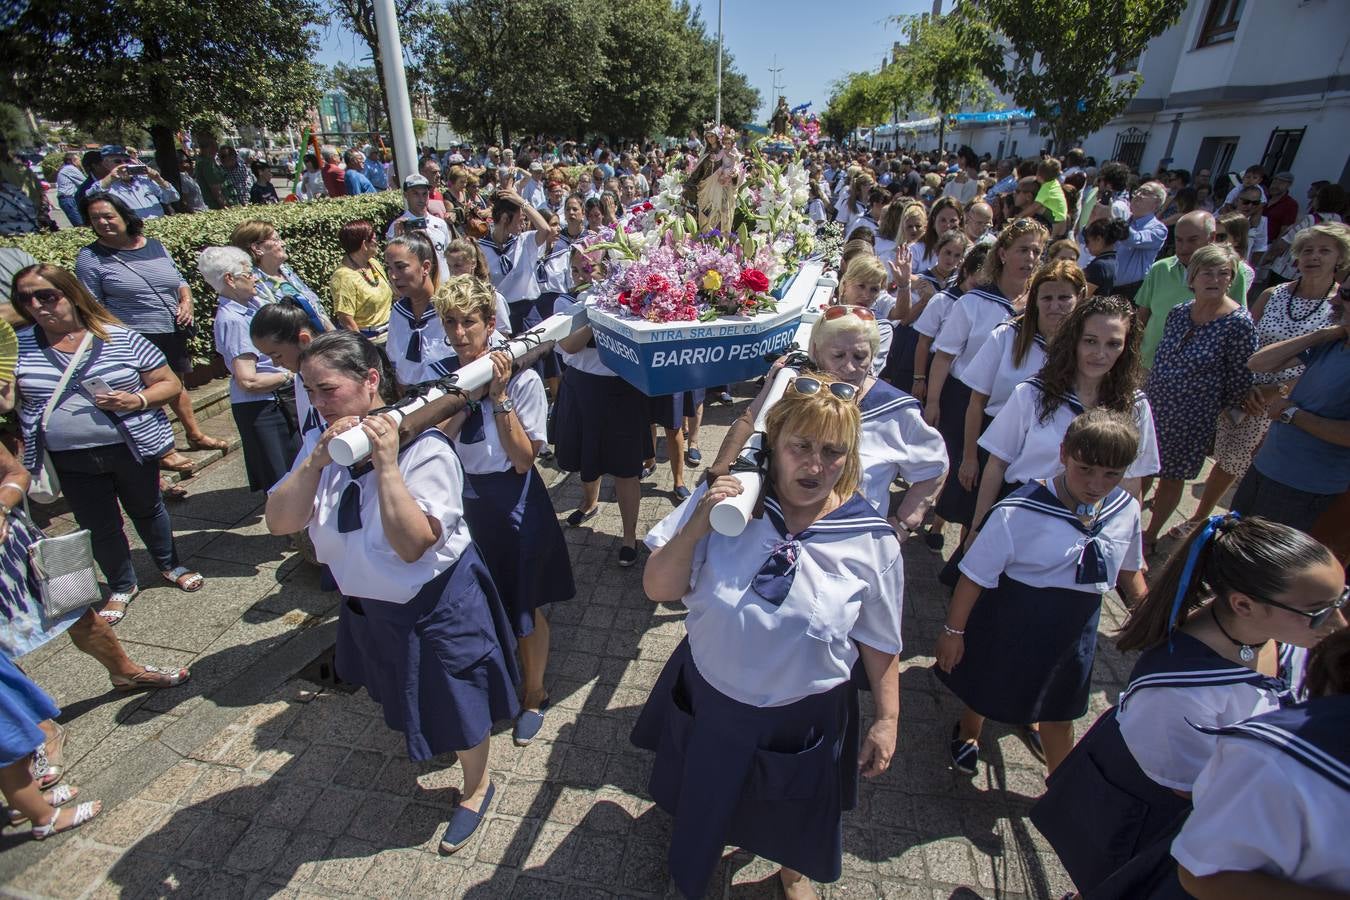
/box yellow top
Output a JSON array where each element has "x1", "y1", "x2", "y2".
[{"x1": 329, "y1": 258, "x2": 393, "y2": 330}]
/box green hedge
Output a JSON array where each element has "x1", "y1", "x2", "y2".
[{"x1": 2, "y1": 192, "x2": 406, "y2": 361}]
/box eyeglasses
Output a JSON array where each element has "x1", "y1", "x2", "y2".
[
  {"x1": 15, "y1": 288, "x2": 63, "y2": 306},
  {"x1": 822, "y1": 304, "x2": 876, "y2": 322},
  {"x1": 1214, "y1": 232, "x2": 1230, "y2": 241},
  {"x1": 791, "y1": 376, "x2": 857, "y2": 402},
  {"x1": 1236, "y1": 197, "x2": 1261, "y2": 206},
  {"x1": 1253, "y1": 585, "x2": 1348, "y2": 630}
]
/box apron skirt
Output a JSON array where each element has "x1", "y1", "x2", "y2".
[
  {"x1": 463, "y1": 467, "x2": 575, "y2": 638},
  {"x1": 511, "y1": 293, "x2": 563, "y2": 379},
  {"x1": 335, "y1": 545, "x2": 521, "y2": 761},
  {"x1": 648, "y1": 390, "x2": 706, "y2": 431},
  {"x1": 880, "y1": 322, "x2": 920, "y2": 388},
  {"x1": 932, "y1": 377, "x2": 977, "y2": 525},
  {"x1": 933, "y1": 574, "x2": 1103, "y2": 724},
  {"x1": 553, "y1": 368, "x2": 654, "y2": 481},
  {"x1": 1031, "y1": 709, "x2": 1192, "y2": 899},
  {"x1": 631, "y1": 639, "x2": 859, "y2": 898}
]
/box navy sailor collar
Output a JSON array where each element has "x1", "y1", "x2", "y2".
[
  {"x1": 1192, "y1": 695, "x2": 1350, "y2": 792},
  {"x1": 1118, "y1": 631, "x2": 1290, "y2": 713},
  {"x1": 762, "y1": 491, "x2": 893, "y2": 540},
  {"x1": 858, "y1": 378, "x2": 921, "y2": 422},
  {"x1": 993, "y1": 480, "x2": 1132, "y2": 534},
  {"x1": 392, "y1": 296, "x2": 435, "y2": 328},
  {"x1": 964, "y1": 284, "x2": 1016, "y2": 316}
]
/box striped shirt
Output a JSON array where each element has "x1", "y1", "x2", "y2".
[
  {"x1": 75, "y1": 239, "x2": 187, "y2": 334},
  {"x1": 15, "y1": 325, "x2": 175, "y2": 471}
]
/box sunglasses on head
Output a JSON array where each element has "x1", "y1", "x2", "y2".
[
  {"x1": 1253, "y1": 585, "x2": 1349, "y2": 630},
  {"x1": 823, "y1": 304, "x2": 876, "y2": 322},
  {"x1": 791, "y1": 376, "x2": 857, "y2": 402},
  {"x1": 15, "y1": 288, "x2": 62, "y2": 306}
]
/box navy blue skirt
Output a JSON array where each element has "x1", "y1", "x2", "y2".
[
  {"x1": 880, "y1": 322, "x2": 920, "y2": 388},
  {"x1": 648, "y1": 390, "x2": 706, "y2": 431},
  {"x1": 232, "y1": 398, "x2": 301, "y2": 493},
  {"x1": 934, "y1": 574, "x2": 1103, "y2": 724},
  {"x1": 553, "y1": 368, "x2": 654, "y2": 482},
  {"x1": 933, "y1": 376, "x2": 977, "y2": 525},
  {"x1": 334, "y1": 545, "x2": 522, "y2": 760},
  {"x1": 937, "y1": 474, "x2": 1019, "y2": 590},
  {"x1": 463, "y1": 467, "x2": 575, "y2": 637},
  {"x1": 510, "y1": 293, "x2": 563, "y2": 379},
  {"x1": 0, "y1": 653, "x2": 60, "y2": 767},
  {"x1": 1031, "y1": 709, "x2": 1191, "y2": 899},
  {"x1": 631, "y1": 639, "x2": 859, "y2": 899}
]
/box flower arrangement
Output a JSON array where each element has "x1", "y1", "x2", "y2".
[{"x1": 584, "y1": 140, "x2": 821, "y2": 323}]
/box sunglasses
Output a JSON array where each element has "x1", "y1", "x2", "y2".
[
  {"x1": 823, "y1": 304, "x2": 876, "y2": 322},
  {"x1": 1254, "y1": 586, "x2": 1349, "y2": 630},
  {"x1": 791, "y1": 376, "x2": 857, "y2": 402},
  {"x1": 15, "y1": 288, "x2": 63, "y2": 306},
  {"x1": 1236, "y1": 197, "x2": 1261, "y2": 206}
]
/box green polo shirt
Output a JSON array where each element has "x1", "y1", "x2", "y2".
[
  {"x1": 195, "y1": 156, "x2": 227, "y2": 210},
  {"x1": 1035, "y1": 178, "x2": 1067, "y2": 223},
  {"x1": 1136, "y1": 255, "x2": 1250, "y2": 368}
]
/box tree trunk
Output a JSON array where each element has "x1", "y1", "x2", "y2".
[{"x1": 938, "y1": 117, "x2": 946, "y2": 153}]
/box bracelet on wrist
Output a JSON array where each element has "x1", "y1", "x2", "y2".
[
  {"x1": 942, "y1": 624, "x2": 965, "y2": 637},
  {"x1": 912, "y1": 375, "x2": 927, "y2": 382},
  {"x1": 136, "y1": 393, "x2": 148, "y2": 410}
]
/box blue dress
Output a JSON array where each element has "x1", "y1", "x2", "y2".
[
  {"x1": 0, "y1": 653, "x2": 60, "y2": 767},
  {"x1": 1144, "y1": 301, "x2": 1256, "y2": 480}
]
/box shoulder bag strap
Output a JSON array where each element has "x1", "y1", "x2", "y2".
[
  {"x1": 39, "y1": 331, "x2": 94, "y2": 431},
  {"x1": 104, "y1": 247, "x2": 181, "y2": 319}
]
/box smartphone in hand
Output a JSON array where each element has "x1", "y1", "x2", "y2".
[{"x1": 81, "y1": 376, "x2": 114, "y2": 396}]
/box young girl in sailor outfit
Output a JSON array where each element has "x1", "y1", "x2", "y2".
[
  {"x1": 264, "y1": 331, "x2": 521, "y2": 855},
  {"x1": 635, "y1": 379, "x2": 904, "y2": 899},
  {"x1": 830, "y1": 255, "x2": 895, "y2": 376},
  {"x1": 936, "y1": 409, "x2": 1149, "y2": 776},
  {"x1": 385, "y1": 233, "x2": 454, "y2": 391},
  {"x1": 444, "y1": 239, "x2": 513, "y2": 339},
  {"x1": 969, "y1": 294, "x2": 1160, "y2": 533},
  {"x1": 881, "y1": 230, "x2": 969, "y2": 392},
  {"x1": 478, "y1": 186, "x2": 556, "y2": 334},
  {"x1": 956, "y1": 261, "x2": 1085, "y2": 505},
  {"x1": 432, "y1": 276, "x2": 574, "y2": 746},
  {"x1": 1031, "y1": 516, "x2": 1345, "y2": 899},
  {"x1": 552, "y1": 250, "x2": 653, "y2": 567},
  {"x1": 1172, "y1": 628, "x2": 1350, "y2": 897},
  {"x1": 913, "y1": 197, "x2": 963, "y2": 275},
  {"x1": 249, "y1": 300, "x2": 321, "y2": 437},
  {"x1": 924, "y1": 219, "x2": 1046, "y2": 542}
]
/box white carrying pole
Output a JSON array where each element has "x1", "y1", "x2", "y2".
[
  {"x1": 707, "y1": 272, "x2": 837, "y2": 536},
  {"x1": 373, "y1": 0, "x2": 418, "y2": 184},
  {"x1": 329, "y1": 310, "x2": 586, "y2": 466}
]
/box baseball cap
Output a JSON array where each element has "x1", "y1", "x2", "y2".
[
  {"x1": 1273, "y1": 171, "x2": 1294, "y2": 184},
  {"x1": 529, "y1": 161, "x2": 544, "y2": 172},
  {"x1": 99, "y1": 145, "x2": 128, "y2": 158},
  {"x1": 402, "y1": 174, "x2": 430, "y2": 190},
  {"x1": 447, "y1": 153, "x2": 465, "y2": 164}
]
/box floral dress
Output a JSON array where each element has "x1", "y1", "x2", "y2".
[
  {"x1": 1145, "y1": 301, "x2": 1258, "y2": 480},
  {"x1": 1212, "y1": 280, "x2": 1338, "y2": 478}
]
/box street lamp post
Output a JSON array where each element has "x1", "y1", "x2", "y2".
[
  {"x1": 714, "y1": 0, "x2": 723, "y2": 126},
  {"x1": 768, "y1": 56, "x2": 783, "y2": 122},
  {"x1": 373, "y1": 0, "x2": 418, "y2": 183}
]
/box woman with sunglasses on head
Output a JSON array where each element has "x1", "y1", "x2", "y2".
[
  {"x1": 1031, "y1": 516, "x2": 1346, "y2": 899},
  {"x1": 265, "y1": 331, "x2": 521, "y2": 855},
  {"x1": 10, "y1": 265, "x2": 204, "y2": 626},
  {"x1": 1172, "y1": 627, "x2": 1350, "y2": 898},
  {"x1": 937, "y1": 410, "x2": 1148, "y2": 777},
  {"x1": 431, "y1": 275, "x2": 573, "y2": 748},
  {"x1": 635, "y1": 378, "x2": 904, "y2": 900},
  {"x1": 924, "y1": 219, "x2": 1048, "y2": 547},
  {"x1": 385, "y1": 232, "x2": 454, "y2": 393}
]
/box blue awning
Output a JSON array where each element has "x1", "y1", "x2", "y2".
[{"x1": 948, "y1": 109, "x2": 1032, "y2": 125}]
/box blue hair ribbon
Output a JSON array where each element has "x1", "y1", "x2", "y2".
[{"x1": 1167, "y1": 511, "x2": 1240, "y2": 649}]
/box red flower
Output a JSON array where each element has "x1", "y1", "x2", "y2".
[
  {"x1": 641, "y1": 201, "x2": 654, "y2": 212},
  {"x1": 739, "y1": 269, "x2": 770, "y2": 293}
]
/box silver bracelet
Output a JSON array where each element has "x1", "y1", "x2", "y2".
[{"x1": 941, "y1": 624, "x2": 965, "y2": 637}]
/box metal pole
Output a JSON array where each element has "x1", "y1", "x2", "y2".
[
  {"x1": 714, "y1": 0, "x2": 724, "y2": 126},
  {"x1": 768, "y1": 56, "x2": 783, "y2": 121},
  {"x1": 374, "y1": 0, "x2": 417, "y2": 183}
]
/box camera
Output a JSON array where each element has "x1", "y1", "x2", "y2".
[{"x1": 124, "y1": 164, "x2": 148, "y2": 176}]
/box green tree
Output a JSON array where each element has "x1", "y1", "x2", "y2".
[
  {"x1": 329, "y1": 64, "x2": 387, "y2": 134},
  {"x1": 957, "y1": 0, "x2": 1185, "y2": 151},
  {"x1": 823, "y1": 70, "x2": 892, "y2": 142},
  {"x1": 587, "y1": 0, "x2": 692, "y2": 143},
  {"x1": 329, "y1": 0, "x2": 418, "y2": 155},
  {"x1": 0, "y1": 0, "x2": 324, "y2": 188},
  {"x1": 891, "y1": 12, "x2": 994, "y2": 149},
  {"x1": 667, "y1": 6, "x2": 760, "y2": 135}
]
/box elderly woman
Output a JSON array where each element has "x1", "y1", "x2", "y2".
[
  {"x1": 229, "y1": 220, "x2": 332, "y2": 334},
  {"x1": 11, "y1": 264, "x2": 204, "y2": 625},
  {"x1": 1142, "y1": 244, "x2": 1258, "y2": 551},
  {"x1": 635, "y1": 378, "x2": 904, "y2": 899},
  {"x1": 73, "y1": 195, "x2": 226, "y2": 471},
  {"x1": 198, "y1": 247, "x2": 300, "y2": 494},
  {"x1": 265, "y1": 331, "x2": 520, "y2": 853},
  {"x1": 329, "y1": 219, "x2": 393, "y2": 338}
]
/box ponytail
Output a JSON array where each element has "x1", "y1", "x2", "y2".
[{"x1": 1117, "y1": 515, "x2": 1334, "y2": 652}]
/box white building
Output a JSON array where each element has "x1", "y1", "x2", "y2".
[{"x1": 947, "y1": 0, "x2": 1350, "y2": 189}]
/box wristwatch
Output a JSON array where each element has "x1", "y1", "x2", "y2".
[
  {"x1": 492, "y1": 398, "x2": 515, "y2": 415},
  {"x1": 1279, "y1": 405, "x2": 1300, "y2": 424}
]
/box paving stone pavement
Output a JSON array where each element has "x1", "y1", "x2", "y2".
[{"x1": 0, "y1": 386, "x2": 1211, "y2": 900}]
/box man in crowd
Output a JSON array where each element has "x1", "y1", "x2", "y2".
[
  {"x1": 0, "y1": 133, "x2": 47, "y2": 235},
  {"x1": 87, "y1": 145, "x2": 180, "y2": 219},
  {"x1": 518, "y1": 161, "x2": 547, "y2": 208},
  {"x1": 1263, "y1": 172, "x2": 1299, "y2": 250},
  {"x1": 55, "y1": 152, "x2": 85, "y2": 226},
  {"x1": 363, "y1": 148, "x2": 389, "y2": 190},
  {"x1": 895, "y1": 156, "x2": 921, "y2": 198},
  {"x1": 984, "y1": 158, "x2": 1017, "y2": 206},
  {"x1": 217, "y1": 145, "x2": 253, "y2": 207},
  {"x1": 343, "y1": 149, "x2": 377, "y2": 195},
  {"x1": 386, "y1": 174, "x2": 453, "y2": 281},
  {"x1": 418, "y1": 157, "x2": 448, "y2": 218},
  {"x1": 1110, "y1": 180, "x2": 1170, "y2": 300},
  {"x1": 321, "y1": 148, "x2": 348, "y2": 198},
  {"x1": 193, "y1": 131, "x2": 229, "y2": 209},
  {"x1": 1133, "y1": 210, "x2": 1249, "y2": 368}
]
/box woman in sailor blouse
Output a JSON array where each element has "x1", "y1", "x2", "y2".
[
  {"x1": 956, "y1": 259, "x2": 1084, "y2": 496},
  {"x1": 936, "y1": 410, "x2": 1149, "y2": 776},
  {"x1": 384, "y1": 232, "x2": 453, "y2": 391},
  {"x1": 1172, "y1": 628, "x2": 1350, "y2": 897},
  {"x1": 634, "y1": 380, "x2": 904, "y2": 900},
  {"x1": 432, "y1": 275, "x2": 574, "y2": 747},
  {"x1": 968, "y1": 294, "x2": 1160, "y2": 535},
  {"x1": 264, "y1": 332, "x2": 521, "y2": 855},
  {"x1": 1031, "y1": 516, "x2": 1346, "y2": 898}
]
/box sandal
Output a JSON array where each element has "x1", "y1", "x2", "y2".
[
  {"x1": 161, "y1": 480, "x2": 189, "y2": 501},
  {"x1": 1165, "y1": 519, "x2": 1202, "y2": 541},
  {"x1": 187, "y1": 435, "x2": 228, "y2": 451},
  {"x1": 98, "y1": 588, "x2": 138, "y2": 627},
  {"x1": 158, "y1": 454, "x2": 195, "y2": 473},
  {"x1": 8, "y1": 784, "x2": 79, "y2": 826},
  {"x1": 110, "y1": 664, "x2": 191, "y2": 692},
  {"x1": 31, "y1": 800, "x2": 101, "y2": 840},
  {"x1": 30, "y1": 728, "x2": 66, "y2": 791},
  {"x1": 162, "y1": 567, "x2": 204, "y2": 592}
]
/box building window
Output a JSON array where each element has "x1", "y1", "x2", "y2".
[
  {"x1": 1195, "y1": 137, "x2": 1240, "y2": 185},
  {"x1": 1197, "y1": 0, "x2": 1244, "y2": 48},
  {"x1": 1112, "y1": 128, "x2": 1149, "y2": 171},
  {"x1": 1260, "y1": 128, "x2": 1305, "y2": 175},
  {"x1": 1114, "y1": 54, "x2": 1141, "y2": 75}
]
